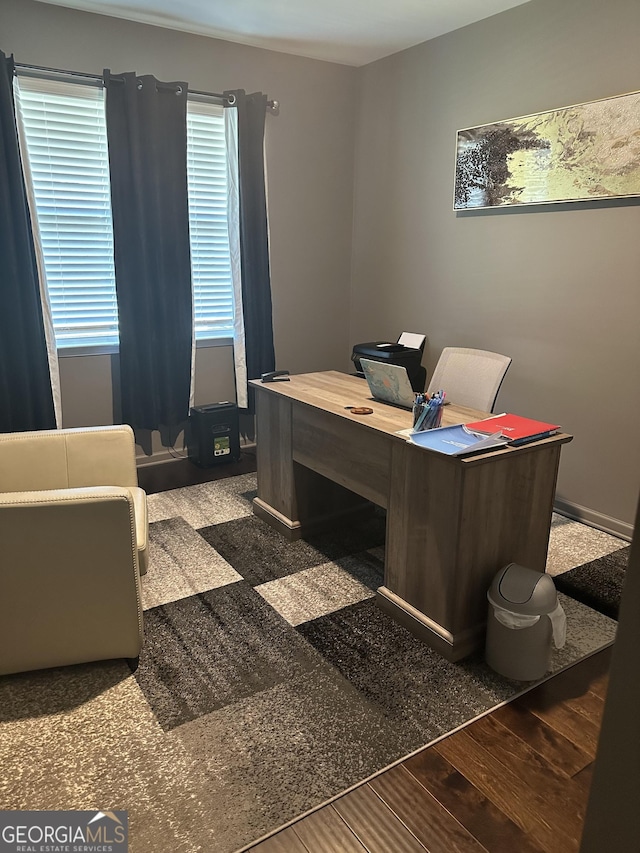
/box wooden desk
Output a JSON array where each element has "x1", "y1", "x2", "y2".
[{"x1": 251, "y1": 371, "x2": 572, "y2": 661}]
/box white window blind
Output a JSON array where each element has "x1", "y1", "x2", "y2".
[
  {"x1": 187, "y1": 99, "x2": 234, "y2": 340},
  {"x1": 17, "y1": 75, "x2": 119, "y2": 348}
]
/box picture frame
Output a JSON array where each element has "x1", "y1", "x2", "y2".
[{"x1": 453, "y1": 90, "x2": 640, "y2": 210}]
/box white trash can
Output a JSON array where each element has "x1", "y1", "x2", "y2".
[{"x1": 486, "y1": 563, "x2": 566, "y2": 681}]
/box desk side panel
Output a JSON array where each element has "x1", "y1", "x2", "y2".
[
  {"x1": 255, "y1": 388, "x2": 294, "y2": 520},
  {"x1": 384, "y1": 440, "x2": 564, "y2": 651},
  {"x1": 453, "y1": 442, "x2": 563, "y2": 632},
  {"x1": 385, "y1": 441, "x2": 463, "y2": 627}
]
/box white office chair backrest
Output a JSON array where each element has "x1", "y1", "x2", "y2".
[{"x1": 427, "y1": 347, "x2": 512, "y2": 412}]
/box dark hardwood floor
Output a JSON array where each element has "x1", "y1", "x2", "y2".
[
  {"x1": 139, "y1": 454, "x2": 611, "y2": 853},
  {"x1": 246, "y1": 648, "x2": 610, "y2": 853},
  {"x1": 137, "y1": 446, "x2": 257, "y2": 494}
]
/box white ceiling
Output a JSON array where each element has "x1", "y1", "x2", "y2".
[{"x1": 36, "y1": 0, "x2": 534, "y2": 66}]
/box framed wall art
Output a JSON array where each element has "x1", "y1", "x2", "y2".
[{"x1": 453, "y1": 90, "x2": 640, "y2": 210}]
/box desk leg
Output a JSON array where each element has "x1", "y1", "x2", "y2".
[
  {"x1": 253, "y1": 390, "x2": 372, "y2": 540},
  {"x1": 379, "y1": 441, "x2": 562, "y2": 661}
]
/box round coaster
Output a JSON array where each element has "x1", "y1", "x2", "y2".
[{"x1": 350, "y1": 406, "x2": 373, "y2": 415}]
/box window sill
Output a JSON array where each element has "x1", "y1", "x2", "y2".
[
  {"x1": 197, "y1": 337, "x2": 233, "y2": 349},
  {"x1": 57, "y1": 337, "x2": 233, "y2": 358}
]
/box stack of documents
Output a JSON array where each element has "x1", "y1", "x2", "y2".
[
  {"x1": 409, "y1": 425, "x2": 508, "y2": 456},
  {"x1": 464, "y1": 413, "x2": 560, "y2": 446}
]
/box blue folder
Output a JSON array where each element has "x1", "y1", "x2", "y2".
[{"x1": 409, "y1": 424, "x2": 508, "y2": 456}]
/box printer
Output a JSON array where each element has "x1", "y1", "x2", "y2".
[{"x1": 351, "y1": 332, "x2": 426, "y2": 392}]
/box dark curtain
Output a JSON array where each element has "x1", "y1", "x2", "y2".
[
  {"x1": 225, "y1": 89, "x2": 275, "y2": 403},
  {"x1": 104, "y1": 70, "x2": 193, "y2": 447},
  {"x1": 0, "y1": 51, "x2": 56, "y2": 432}
]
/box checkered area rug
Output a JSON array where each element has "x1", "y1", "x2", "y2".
[
  {"x1": 0, "y1": 473, "x2": 621, "y2": 853},
  {"x1": 138, "y1": 474, "x2": 618, "y2": 847},
  {"x1": 544, "y1": 514, "x2": 629, "y2": 619}
]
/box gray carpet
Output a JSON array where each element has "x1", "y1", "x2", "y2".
[
  {"x1": 554, "y1": 546, "x2": 629, "y2": 619},
  {"x1": 0, "y1": 474, "x2": 620, "y2": 853}
]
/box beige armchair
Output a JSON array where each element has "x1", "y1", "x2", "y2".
[{"x1": 0, "y1": 425, "x2": 147, "y2": 676}]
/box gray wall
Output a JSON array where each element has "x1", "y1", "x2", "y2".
[
  {"x1": 1, "y1": 0, "x2": 358, "y2": 453},
  {"x1": 2, "y1": 0, "x2": 638, "y2": 532},
  {"x1": 351, "y1": 0, "x2": 640, "y2": 533}
]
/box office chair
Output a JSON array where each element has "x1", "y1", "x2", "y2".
[{"x1": 427, "y1": 347, "x2": 512, "y2": 412}]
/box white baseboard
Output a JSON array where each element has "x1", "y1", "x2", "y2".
[{"x1": 554, "y1": 498, "x2": 633, "y2": 542}]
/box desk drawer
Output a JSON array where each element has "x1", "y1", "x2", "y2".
[{"x1": 292, "y1": 405, "x2": 391, "y2": 508}]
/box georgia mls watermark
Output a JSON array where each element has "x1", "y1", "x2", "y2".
[{"x1": 0, "y1": 811, "x2": 128, "y2": 853}]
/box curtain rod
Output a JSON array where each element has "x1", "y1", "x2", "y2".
[{"x1": 14, "y1": 62, "x2": 278, "y2": 110}]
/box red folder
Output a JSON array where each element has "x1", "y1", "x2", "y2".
[{"x1": 464, "y1": 413, "x2": 560, "y2": 445}]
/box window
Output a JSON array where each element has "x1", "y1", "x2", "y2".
[
  {"x1": 17, "y1": 74, "x2": 235, "y2": 349},
  {"x1": 17, "y1": 75, "x2": 119, "y2": 348},
  {"x1": 187, "y1": 99, "x2": 235, "y2": 340}
]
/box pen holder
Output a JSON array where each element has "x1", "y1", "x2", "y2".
[{"x1": 413, "y1": 399, "x2": 443, "y2": 432}]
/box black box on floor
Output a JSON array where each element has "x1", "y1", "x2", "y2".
[{"x1": 187, "y1": 402, "x2": 240, "y2": 467}]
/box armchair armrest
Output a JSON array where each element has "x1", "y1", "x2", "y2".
[{"x1": 0, "y1": 487, "x2": 143, "y2": 675}]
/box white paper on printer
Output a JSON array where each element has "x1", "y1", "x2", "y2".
[{"x1": 397, "y1": 332, "x2": 425, "y2": 349}]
